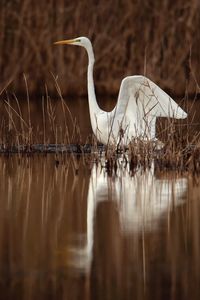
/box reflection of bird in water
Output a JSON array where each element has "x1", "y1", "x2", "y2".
[
  {"x1": 66, "y1": 162, "x2": 187, "y2": 272},
  {"x1": 54, "y1": 37, "x2": 187, "y2": 145},
  {"x1": 89, "y1": 162, "x2": 187, "y2": 232}
]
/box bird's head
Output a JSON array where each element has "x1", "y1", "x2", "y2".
[{"x1": 54, "y1": 36, "x2": 92, "y2": 49}]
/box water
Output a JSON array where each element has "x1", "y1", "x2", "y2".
[
  {"x1": 0, "y1": 155, "x2": 199, "y2": 300},
  {"x1": 0, "y1": 98, "x2": 200, "y2": 299},
  {"x1": 0, "y1": 95, "x2": 197, "y2": 146}
]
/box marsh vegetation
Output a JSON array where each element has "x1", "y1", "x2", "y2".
[
  {"x1": 0, "y1": 0, "x2": 200, "y2": 96},
  {"x1": 0, "y1": 81, "x2": 199, "y2": 174}
]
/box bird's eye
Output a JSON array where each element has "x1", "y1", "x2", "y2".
[{"x1": 76, "y1": 39, "x2": 81, "y2": 43}]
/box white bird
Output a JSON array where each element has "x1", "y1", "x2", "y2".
[{"x1": 54, "y1": 37, "x2": 187, "y2": 146}]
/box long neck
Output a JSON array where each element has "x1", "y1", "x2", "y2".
[{"x1": 86, "y1": 46, "x2": 100, "y2": 131}]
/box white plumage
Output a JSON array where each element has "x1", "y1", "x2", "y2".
[{"x1": 54, "y1": 37, "x2": 187, "y2": 145}]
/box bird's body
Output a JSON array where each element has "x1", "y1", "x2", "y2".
[{"x1": 54, "y1": 37, "x2": 187, "y2": 145}]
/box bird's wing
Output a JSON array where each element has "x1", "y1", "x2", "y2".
[{"x1": 116, "y1": 75, "x2": 187, "y2": 119}]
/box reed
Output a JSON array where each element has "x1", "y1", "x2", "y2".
[
  {"x1": 0, "y1": 0, "x2": 200, "y2": 97},
  {"x1": 0, "y1": 76, "x2": 200, "y2": 173}
]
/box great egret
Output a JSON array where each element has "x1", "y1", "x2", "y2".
[{"x1": 54, "y1": 37, "x2": 187, "y2": 145}]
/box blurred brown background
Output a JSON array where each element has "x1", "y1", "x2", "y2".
[{"x1": 0, "y1": 0, "x2": 200, "y2": 97}]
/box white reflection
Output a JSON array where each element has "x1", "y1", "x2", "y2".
[
  {"x1": 68, "y1": 161, "x2": 187, "y2": 272},
  {"x1": 89, "y1": 163, "x2": 187, "y2": 232}
]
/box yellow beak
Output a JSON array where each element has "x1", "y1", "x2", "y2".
[{"x1": 54, "y1": 39, "x2": 75, "y2": 45}]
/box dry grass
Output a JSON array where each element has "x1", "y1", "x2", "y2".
[
  {"x1": 0, "y1": 0, "x2": 200, "y2": 96},
  {"x1": 0, "y1": 77, "x2": 199, "y2": 174},
  {"x1": 0, "y1": 77, "x2": 83, "y2": 152}
]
